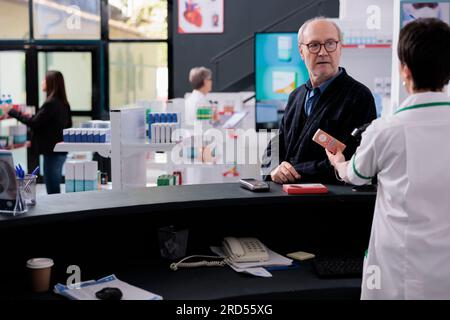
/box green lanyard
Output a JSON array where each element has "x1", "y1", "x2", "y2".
[{"x1": 395, "y1": 102, "x2": 450, "y2": 114}]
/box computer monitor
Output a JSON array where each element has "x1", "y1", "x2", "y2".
[
  {"x1": 255, "y1": 32, "x2": 309, "y2": 129},
  {"x1": 256, "y1": 103, "x2": 279, "y2": 130}
]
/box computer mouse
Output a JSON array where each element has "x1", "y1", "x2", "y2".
[{"x1": 95, "y1": 287, "x2": 123, "y2": 300}]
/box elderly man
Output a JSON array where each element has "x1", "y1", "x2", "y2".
[
  {"x1": 185, "y1": 66, "x2": 213, "y2": 125},
  {"x1": 263, "y1": 17, "x2": 377, "y2": 184}
]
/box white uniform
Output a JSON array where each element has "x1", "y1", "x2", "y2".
[
  {"x1": 340, "y1": 92, "x2": 450, "y2": 299},
  {"x1": 184, "y1": 89, "x2": 210, "y2": 126}
]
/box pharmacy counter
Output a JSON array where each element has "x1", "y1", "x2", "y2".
[
  {"x1": 0, "y1": 182, "x2": 375, "y2": 228},
  {"x1": 0, "y1": 182, "x2": 376, "y2": 300}
]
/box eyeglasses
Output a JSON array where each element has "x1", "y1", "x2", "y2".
[{"x1": 301, "y1": 40, "x2": 340, "y2": 54}]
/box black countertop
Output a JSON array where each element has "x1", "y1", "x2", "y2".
[{"x1": 0, "y1": 182, "x2": 375, "y2": 229}]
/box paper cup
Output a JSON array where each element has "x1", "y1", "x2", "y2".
[{"x1": 26, "y1": 258, "x2": 54, "y2": 292}]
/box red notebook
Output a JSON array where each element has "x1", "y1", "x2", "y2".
[{"x1": 283, "y1": 183, "x2": 328, "y2": 195}]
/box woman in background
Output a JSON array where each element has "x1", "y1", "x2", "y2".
[
  {"x1": 185, "y1": 66, "x2": 213, "y2": 125},
  {"x1": 7, "y1": 70, "x2": 72, "y2": 194}
]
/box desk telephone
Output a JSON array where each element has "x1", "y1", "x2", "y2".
[
  {"x1": 222, "y1": 237, "x2": 269, "y2": 262},
  {"x1": 170, "y1": 237, "x2": 269, "y2": 271}
]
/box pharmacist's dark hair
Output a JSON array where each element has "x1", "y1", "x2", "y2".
[
  {"x1": 398, "y1": 18, "x2": 450, "y2": 91},
  {"x1": 45, "y1": 70, "x2": 70, "y2": 109}
]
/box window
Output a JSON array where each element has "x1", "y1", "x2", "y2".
[
  {"x1": 108, "y1": 0, "x2": 168, "y2": 39},
  {"x1": 0, "y1": 51, "x2": 28, "y2": 171},
  {"x1": 109, "y1": 42, "x2": 168, "y2": 108},
  {"x1": 0, "y1": 51, "x2": 27, "y2": 104},
  {"x1": 33, "y1": 0, "x2": 101, "y2": 39},
  {"x1": 0, "y1": 0, "x2": 29, "y2": 39},
  {"x1": 38, "y1": 51, "x2": 92, "y2": 111}
]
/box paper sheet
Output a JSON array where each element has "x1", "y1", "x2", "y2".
[
  {"x1": 54, "y1": 274, "x2": 162, "y2": 300},
  {"x1": 210, "y1": 246, "x2": 292, "y2": 277}
]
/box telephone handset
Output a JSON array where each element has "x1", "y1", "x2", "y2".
[
  {"x1": 222, "y1": 237, "x2": 269, "y2": 263},
  {"x1": 170, "y1": 237, "x2": 270, "y2": 271}
]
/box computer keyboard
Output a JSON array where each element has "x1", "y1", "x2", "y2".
[{"x1": 313, "y1": 256, "x2": 364, "y2": 278}]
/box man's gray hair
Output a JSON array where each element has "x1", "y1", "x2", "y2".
[
  {"x1": 297, "y1": 17, "x2": 343, "y2": 45},
  {"x1": 189, "y1": 67, "x2": 212, "y2": 90}
]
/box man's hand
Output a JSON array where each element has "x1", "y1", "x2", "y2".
[{"x1": 270, "y1": 161, "x2": 301, "y2": 184}]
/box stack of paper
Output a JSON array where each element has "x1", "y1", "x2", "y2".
[
  {"x1": 54, "y1": 274, "x2": 163, "y2": 300},
  {"x1": 210, "y1": 247, "x2": 293, "y2": 278}
]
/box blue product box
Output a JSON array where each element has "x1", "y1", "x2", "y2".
[
  {"x1": 93, "y1": 131, "x2": 100, "y2": 143},
  {"x1": 87, "y1": 130, "x2": 94, "y2": 143},
  {"x1": 75, "y1": 130, "x2": 82, "y2": 143},
  {"x1": 14, "y1": 135, "x2": 27, "y2": 144},
  {"x1": 75, "y1": 180, "x2": 84, "y2": 192},
  {"x1": 84, "y1": 180, "x2": 98, "y2": 191},
  {"x1": 99, "y1": 130, "x2": 106, "y2": 143},
  {"x1": 69, "y1": 130, "x2": 76, "y2": 142},
  {"x1": 63, "y1": 129, "x2": 70, "y2": 142},
  {"x1": 65, "y1": 180, "x2": 75, "y2": 193},
  {"x1": 81, "y1": 130, "x2": 87, "y2": 143}
]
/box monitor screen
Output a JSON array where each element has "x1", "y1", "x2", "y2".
[{"x1": 255, "y1": 32, "x2": 309, "y2": 103}]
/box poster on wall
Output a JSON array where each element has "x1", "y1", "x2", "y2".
[
  {"x1": 401, "y1": 1, "x2": 450, "y2": 26},
  {"x1": 178, "y1": 0, "x2": 224, "y2": 33}
]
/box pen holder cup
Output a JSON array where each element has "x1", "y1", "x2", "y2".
[
  {"x1": 21, "y1": 174, "x2": 37, "y2": 206},
  {"x1": 157, "y1": 226, "x2": 189, "y2": 260},
  {"x1": 11, "y1": 178, "x2": 28, "y2": 216}
]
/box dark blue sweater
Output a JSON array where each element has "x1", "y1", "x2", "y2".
[{"x1": 262, "y1": 68, "x2": 377, "y2": 183}]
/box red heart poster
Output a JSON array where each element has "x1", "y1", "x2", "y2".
[{"x1": 178, "y1": 0, "x2": 224, "y2": 33}]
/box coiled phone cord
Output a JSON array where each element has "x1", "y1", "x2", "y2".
[{"x1": 170, "y1": 255, "x2": 232, "y2": 271}]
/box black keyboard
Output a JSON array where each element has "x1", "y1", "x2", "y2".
[{"x1": 313, "y1": 256, "x2": 363, "y2": 278}]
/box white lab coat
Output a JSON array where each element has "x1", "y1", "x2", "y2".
[
  {"x1": 340, "y1": 92, "x2": 450, "y2": 299},
  {"x1": 184, "y1": 89, "x2": 210, "y2": 126}
]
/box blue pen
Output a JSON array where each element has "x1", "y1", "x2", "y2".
[
  {"x1": 31, "y1": 166, "x2": 40, "y2": 176},
  {"x1": 15, "y1": 165, "x2": 24, "y2": 179}
]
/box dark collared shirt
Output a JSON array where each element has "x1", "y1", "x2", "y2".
[{"x1": 304, "y1": 68, "x2": 343, "y2": 116}]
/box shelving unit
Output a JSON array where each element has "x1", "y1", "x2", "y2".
[
  {"x1": 331, "y1": 0, "x2": 395, "y2": 117},
  {"x1": 54, "y1": 100, "x2": 259, "y2": 190},
  {"x1": 54, "y1": 142, "x2": 111, "y2": 158},
  {"x1": 342, "y1": 44, "x2": 392, "y2": 49},
  {"x1": 0, "y1": 115, "x2": 30, "y2": 173},
  {"x1": 390, "y1": 0, "x2": 450, "y2": 115},
  {"x1": 122, "y1": 142, "x2": 176, "y2": 153},
  {"x1": 55, "y1": 107, "x2": 179, "y2": 191},
  {"x1": 1, "y1": 142, "x2": 29, "y2": 150}
]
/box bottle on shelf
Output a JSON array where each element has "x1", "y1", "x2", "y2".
[{"x1": 6, "y1": 95, "x2": 12, "y2": 105}]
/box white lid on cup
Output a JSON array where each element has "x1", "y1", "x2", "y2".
[{"x1": 26, "y1": 258, "x2": 54, "y2": 269}]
